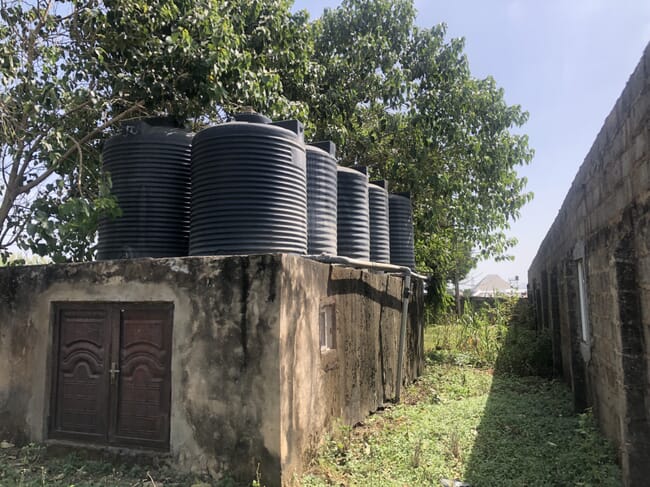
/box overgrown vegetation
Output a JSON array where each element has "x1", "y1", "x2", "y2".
[
  {"x1": 0, "y1": 443, "x2": 204, "y2": 486},
  {"x1": 301, "y1": 298, "x2": 621, "y2": 486},
  {"x1": 301, "y1": 365, "x2": 620, "y2": 486},
  {"x1": 427, "y1": 296, "x2": 553, "y2": 376}
]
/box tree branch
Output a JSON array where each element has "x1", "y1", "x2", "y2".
[
  {"x1": 17, "y1": 132, "x2": 46, "y2": 180},
  {"x1": 68, "y1": 134, "x2": 84, "y2": 197},
  {"x1": 0, "y1": 102, "x2": 144, "y2": 247},
  {"x1": 2, "y1": 213, "x2": 30, "y2": 248},
  {"x1": 17, "y1": 102, "x2": 144, "y2": 196}
]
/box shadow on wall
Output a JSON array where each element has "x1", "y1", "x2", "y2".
[
  {"x1": 326, "y1": 268, "x2": 404, "y2": 312},
  {"x1": 461, "y1": 307, "x2": 622, "y2": 486}
]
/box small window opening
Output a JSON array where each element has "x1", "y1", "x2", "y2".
[
  {"x1": 576, "y1": 259, "x2": 590, "y2": 343},
  {"x1": 319, "y1": 301, "x2": 336, "y2": 351}
]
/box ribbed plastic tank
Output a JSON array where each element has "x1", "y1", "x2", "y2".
[
  {"x1": 97, "y1": 118, "x2": 192, "y2": 260},
  {"x1": 389, "y1": 193, "x2": 416, "y2": 269},
  {"x1": 337, "y1": 166, "x2": 369, "y2": 260},
  {"x1": 190, "y1": 113, "x2": 307, "y2": 255},
  {"x1": 368, "y1": 181, "x2": 390, "y2": 263},
  {"x1": 306, "y1": 141, "x2": 337, "y2": 255}
]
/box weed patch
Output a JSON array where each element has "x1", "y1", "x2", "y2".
[
  {"x1": 0, "y1": 444, "x2": 211, "y2": 486},
  {"x1": 426, "y1": 297, "x2": 554, "y2": 376},
  {"x1": 302, "y1": 298, "x2": 618, "y2": 486},
  {"x1": 302, "y1": 362, "x2": 621, "y2": 486}
]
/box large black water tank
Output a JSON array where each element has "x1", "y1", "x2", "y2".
[
  {"x1": 190, "y1": 116, "x2": 307, "y2": 255},
  {"x1": 306, "y1": 141, "x2": 337, "y2": 255},
  {"x1": 389, "y1": 193, "x2": 416, "y2": 269},
  {"x1": 337, "y1": 166, "x2": 369, "y2": 260},
  {"x1": 97, "y1": 118, "x2": 192, "y2": 260},
  {"x1": 368, "y1": 181, "x2": 390, "y2": 263}
]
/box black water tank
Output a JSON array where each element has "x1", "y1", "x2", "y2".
[
  {"x1": 306, "y1": 141, "x2": 337, "y2": 255},
  {"x1": 389, "y1": 193, "x2": 416, "y2": 269},
  {"x1": 337, "y1": 166, "x2": 369, "y2": 260},
  {"x1": 190, "y1": 115, "x2": 307, "y2": 255},
  {"x1": 97, "y1": 118, "x2": 192, "y2": 260},
  {"x1": 368, "y1": 181, "x2": 390, "y2": 263}
]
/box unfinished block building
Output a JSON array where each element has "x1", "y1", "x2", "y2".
[{"x1": 528, "y1": 43, "x2": 650, "y2": 486}]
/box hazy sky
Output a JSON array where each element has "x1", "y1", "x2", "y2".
[{"x1": 292, "y1": 0, "x2": 650, "y2": 287}]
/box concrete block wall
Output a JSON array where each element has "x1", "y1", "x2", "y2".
[
  {"x1": 528, "y1": 42, "x2": 650, "y2": 486},
  {"x1": 0, "y1": 254, "x2": 423, "y2": 486}
]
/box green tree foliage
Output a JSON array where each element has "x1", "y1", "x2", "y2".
[
  {"x1": 305, "y1": 0, "x2": 533, "y2": 283},
  {"x1": 73, "y1": 0, "x2": 315, "y2": 120},
  {"x1": 0, "y1": 0, "x2": 141, "y2": 260},
  {"x1": 1, "y1": 0, "x2": 533, "y2": 288},
  {"x1": 0, "y1": 0, "x2": 314, "y2": 261}
]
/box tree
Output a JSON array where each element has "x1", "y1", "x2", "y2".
[
  {"x1": 447, "y1": 241, "x2": 477, "y2": 315},
  {"x1": 302, "y1": 1, "x2": 533, "y2": 286},
  {"x1": 2, "y1": 0, "x2": 533, "y2": 296},
  {"x1": 304, "y1": 0, "x2": 415, "y2": 143},
  {"x1": 1, "y1": 0, "x2": 314, "y2": 261},
  {"x1": 0, "y1": 0, "x2": 145, "y2": 260}
]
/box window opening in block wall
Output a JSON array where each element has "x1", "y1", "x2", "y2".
[
  {"x1": 319, "y1": 300, "x2": 336, "y2": 351},
  {"x1": 576, "y1": 259, "x2": 590, "y2": 343}
]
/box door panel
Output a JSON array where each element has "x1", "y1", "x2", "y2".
[
  {"x1": 50, "y1": 302, "x2": 172, "y2": 450},
  {"x1": 51, "y1": 305, "x2": 110, "y2": 441},
  {"x1": 113, "y1": 305, "x2": 172, "y2": 448}
]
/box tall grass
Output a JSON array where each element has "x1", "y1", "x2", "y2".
[{"x1": 426, "y1": 296, "x2": 553, "y2": 376}]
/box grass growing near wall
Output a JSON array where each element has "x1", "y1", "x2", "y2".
[
  {"x1": 0, "y1": 444, "x2": 205, "y2": 486},
  {"x1": 301, "y1": 359, "x2": 620, "y2": 486},
  {"x1": 301, "y1": 298, "x2": 621, "y2": 486},
  {"x1": 426, "y1": 297, "x2": 554, "y2": 377},
  {"x1": 425, "y1": 301, "x2": 510, "y2": 367}
]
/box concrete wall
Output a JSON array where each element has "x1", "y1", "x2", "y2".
[
  {"x1": 528, "y1": 42, "x2": 650, "y2": 486},
  {"x1": 278, "y1": 257, "x2": 423, "y2": 482},
  {"x1": 0, "y1": 254, "x2": 423, "y2": 486}
]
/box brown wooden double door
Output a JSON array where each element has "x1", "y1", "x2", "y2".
[{"x1": 49, "y1": 302, "x2": 173, "y2": 450}]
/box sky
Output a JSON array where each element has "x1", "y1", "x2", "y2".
[{"x1": 292, "y1": 0, "x2": 650, "y2": 288}]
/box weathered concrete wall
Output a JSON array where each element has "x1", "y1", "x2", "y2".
[
  {"x1": 0, "y1": 255, "x2": 284, "y2": 482},
  {"x1": 0, "y1": 254, "x2": 423, "y2": 486},
  {"x1": 277, "y1": 256, "x2": 423, "y2": 484},
  {"x1": 528, "y1": 42, "x2": 650, "y2": 486}
]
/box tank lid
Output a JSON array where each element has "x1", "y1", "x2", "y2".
[
  {"x1": 310, "y1": 140, "x2": 336, "y2": 157},
  {"x1": 337, "y1": 165, "x2": 369, "y2": 180},
  {"x1": 271, "y1": 120, "x2": 304, "y2": 141},
  {"x1": 351, "y1": 165, "x2": 368, "y2": 175},
  {"x1": 370, "y1": 180, "x2": 389, "y2": 190},
  {"x1": 232, "y1": 109, "x2": 272, "y2": 124},
  {"x1": 120, "y1": 117, "x2": 185, "y2": 136},
  {"x1": 391, "y1": 192, "x2": 411, "y2": 200}
]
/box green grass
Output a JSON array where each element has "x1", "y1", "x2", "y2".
[
  {"x1": 301, "y1": 359, "x2": 621, "y2": 486},
  {"x1": 425, "y1": 297, "x2": 553, "y2": 376},
  {"x1": 301, "y1": 300, "x2": 621, "y2": 487},
  {"x1": 0, "y1": 444, "x2": 208, "y2": 486}
]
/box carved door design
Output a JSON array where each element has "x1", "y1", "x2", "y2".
[{"x1": 50, "y1": 303, "x2": 172, "y2": 450}]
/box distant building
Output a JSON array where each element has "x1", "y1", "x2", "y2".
[{"x1": 470, "y1": 274, "x2": 522, "y2": 298}]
